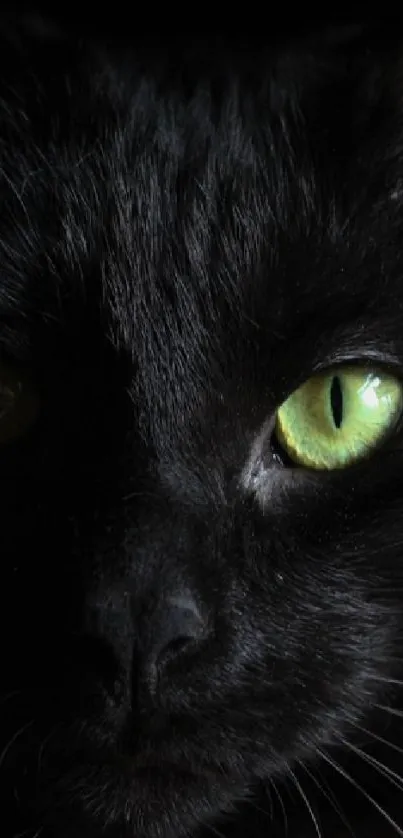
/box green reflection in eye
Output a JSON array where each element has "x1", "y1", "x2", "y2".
[{"x1": 274, "y1": 366, "x2": 403, "y2": 469}]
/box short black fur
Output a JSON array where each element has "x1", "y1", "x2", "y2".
[{"x1": 2, "y1": 23, "x2": 403, "y2": 838}]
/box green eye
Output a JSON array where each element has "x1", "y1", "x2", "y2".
[{"x1": 274, "y1": 366, "x2": 403, "y2": 470}]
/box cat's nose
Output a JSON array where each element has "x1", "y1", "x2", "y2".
[{"x1": 136, "y1": 594, "x2": 209, "y2": 696}]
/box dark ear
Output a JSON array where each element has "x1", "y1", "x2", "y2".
[
  {"x1": 0, "y1": 12, "x2": 71, "y2": 77},
  {"x1": 15, "y1": 12, "x2": 67, "y2": 42},
  {"x1": 0, "y1": 12, "x2": 378, "y2": 48},
  {"x1": 0, "y1": 8, "x2": 68, "y2": 45}
]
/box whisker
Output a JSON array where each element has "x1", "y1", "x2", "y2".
[
  {"x1": 121, "y1": 490, "x2": 162, "y2": 503},
  {"x1": 37, "y1": 722, "x2": 63, "y2": 775},
  {"x1": 270, "y1": 778, "x2": 289, "y2": 837},
  {"x1": 367, "y1": 675, "x2": 403, "y2": 687},
  {"x1": 0, "y1": 720, "x2": 34, "y2": 772},
  {"x1": 286, "y1": 763, "x2": 322, "y2": 838},
  {"x1": 337, "y1": 734, "x2": 403, "y2": 794},
  {"x1": 350, "y1": 719, "x2": 403, "y2": 758},
  {"x1": 262, "y1": 783, "x2": 274, "y2": 821},
  {"x1": 0, "y1": 167, "x2": 31, "y2": 222},
  {"x1": 374, "y1": 703, "x2": 403, "y2": 719},
  {"x1": 317, "y1": 746, "x2": 403, "y2": 837},
  {"x1": 248, "y1": 790, "x2": 274, "y2": 822},
  {"x1": 0, "y1": 689, "x2": 24, "y2": 706},
  {"x1": 205, "y1": 822, "x2": 227, "y2": 838},
  {"x1": 297, "y1": 759, "x2": 356, "y2": 838}
]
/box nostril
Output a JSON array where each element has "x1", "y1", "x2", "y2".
[
  {"x1": 137, "y1": 594, "x2": 209, "y2": 692},
  {"x1": 155, "y1": 633, "x2": 195, "y2": 672}
]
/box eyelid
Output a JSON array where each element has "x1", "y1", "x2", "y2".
[
  {"x1": 277, "y1": 355, "x2": 403, "y2": 410},
  {"x1": 310, "y1": 350, "x2": 403, "y2": 379}
]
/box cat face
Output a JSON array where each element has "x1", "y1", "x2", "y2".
[{"x1": 2, "y1": 26, "x2": 403, "y2": 838}]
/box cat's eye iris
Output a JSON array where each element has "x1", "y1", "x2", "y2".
[
  {"x1": 274, "y1": 366, "x2": 403, "y2": 469},
  {"x1": 0, "y1": 360, "x2": 39, "y2": 443}
]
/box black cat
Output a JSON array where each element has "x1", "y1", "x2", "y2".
[{"x1": 2, "y1": 22, "x2": 403, "y2": 838}]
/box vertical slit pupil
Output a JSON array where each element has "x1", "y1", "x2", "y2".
[{"x1": 330, "y1": 375, "x2": 343, "y2": 429}]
